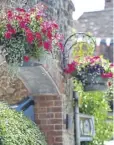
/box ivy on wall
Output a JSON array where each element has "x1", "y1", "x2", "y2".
[{"x1": 74, "y1": 80, "x2": 113, "y2": 145}]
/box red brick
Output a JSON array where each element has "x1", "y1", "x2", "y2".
[
  {"x1": 35, "y1": 119, "x2": 47, "y2": 125},
  {"x1": 35, "y1": 107, "x2": 47, "y2": 113},
  {"x1": 47, "y1": 131, "x2": 62, "y2": 136},
  {"x1": 55, "y1": 125, "x2": 62, "y2": 130},
  {"x1": 55, "y1": 113, "x2": 62, "y2": 118},
  {"x1": 47, "y1": 119, "x2": 62, "y2": 124},
  {"x1": 47, "y1": 107, "x2": 62, "y2": 113},
  {"x1": 54, "y1": 101, "x2": 62, "y2": 106},
  {"x1": 46, "y1": 95, "x2": 59, "y2": 100},
  {"x1": 38, "y1": 113, "x2": 54, "y2": 119},
  {"x1": 53, "y1": 143, "x2": 62, "y2": 145},
  {"x1": 38, "y1": 101, "x2": 54, "y2": 107},
  {"x1": 47, "y1": 135, "x2": 54, "y2": 145},
  {"x1": 55, "y1": 137, "x2": 62, "y2": 142},
  {"x1": 40, "y1": 125, "x2": 54, "y2": 131}
]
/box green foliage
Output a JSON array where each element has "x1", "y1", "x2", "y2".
[
  {"x1": 0, "y1": 102, "x2": 47, "y2": 145},
  {"x1": 74, "y1": 80, "x2": 113, "y2": 145}
]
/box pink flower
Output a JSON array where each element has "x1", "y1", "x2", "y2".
[
  {"x1": 101, "y1": 72, "x2": 113, "y2": 78},
  {"x1": 55, "y1": 33, "x2": 64, "y2": 40},
  {"x1": 64, "y1": 61, "x2": 77, "y2": 74},
  {"x1": 43, "y1": 41, "x2": 52, "y2": 51},
  {"x1": 24, "y1": 56, "x2": 29, "y2": 62},
  {"x1": 4, "y1": 31, "x2": 12, "y2": 39},
  {"x1": 57, "y1": 42, "x2": 64, "y2": 51}
]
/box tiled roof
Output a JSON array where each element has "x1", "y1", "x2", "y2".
[{"x1": 77, "y1": 8, "x2": 113, "y2": 37}]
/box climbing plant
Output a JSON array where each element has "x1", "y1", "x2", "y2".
[{"x1": 74, "y1": 80, "x2": 113, "y2": 145}]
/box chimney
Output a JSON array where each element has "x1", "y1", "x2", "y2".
[{"x1": 105, "y1": 0, "x2": 113, "y2": 9}]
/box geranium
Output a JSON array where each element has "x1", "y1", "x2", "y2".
[{"x1": 0, "y1": 3, "x2": 63, "y2": 66}]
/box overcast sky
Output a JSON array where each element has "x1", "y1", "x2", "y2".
[{"x1": 72, "y1": 0, "x2": 105, "y2": 20}]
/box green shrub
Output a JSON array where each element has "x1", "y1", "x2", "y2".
[
  {"x1": 74, "y1": 80, "x2": 113, "y2": 145},
  {"x1": 0, "y1": 102, "x2": 47, "y2": 145}
]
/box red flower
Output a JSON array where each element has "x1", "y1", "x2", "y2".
[
  {"x1": 93, "y1": 56, "x2": 100, "y2": 60},
  {"x1": 57, "y1": 42, "x2": 64, "y2": 51},
  {"x1": 6, "y1": 24, "x2": 12, "y2": 29},
  {"x1": 52, "y1": 22, "x2": 58, "y2": 29},
  {"x1": 43, "y1": 41, "x2": 52, "y2": 51},
  {"x1": 15, "y1": 15, "x2": 23, "y2": 21},
  {"x1": 26, "y1": 30, "x2": 34, "y2": 44},
  {"x1": 24, "y1": 56, "x2": 29, "y2": 62},
  {"x1": 10, "y1": 28, "x2": 16, "y2": 34},
  {"x1": 35, "y1": 32, "x2": 42, "y2": 40},
  {"x1": 47, "y1": 31, "x2": 52, "y2": 39},
  {"x1": 36, "y1": 15, "x2": 42, "y2": 20},
  {"x1": 64, "y1": 61, "x2": 77, "y2": 74},
  {"x1": 16, "y1": 8, "x2": 26, "y2": 13},
  {"x1": 19, "y1": 21, "x2": 27, "y2": 29},
  {"x1": 4, "y1": 31, "x2": 12, "y2": 39},
  {"x1": 7, "y1": 10, "x2": 13, "y2": 19},
  {"x1": 38, "y1": 41, "x2": 43, "y2": 47},
  {"x1": 6, "y1": 24, "x2": 16, "y2": 34},
  {"x1": 101, "y1": 72, "x2": 113, "y2": 78},
  {"x1": 41, "y1": 28, "x2": 46, "y2": 34}
]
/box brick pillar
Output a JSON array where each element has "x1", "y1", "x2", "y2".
[{"x1": 34, "y1": 95, "x2": 63, "y2": 145}]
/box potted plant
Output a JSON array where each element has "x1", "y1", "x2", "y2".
[
  {"x1": 64, "y1": 55, "x2": 114, "y2": 91},
  {"x1": 0, "y1": 4, "x2": 64, "y2": 67}
]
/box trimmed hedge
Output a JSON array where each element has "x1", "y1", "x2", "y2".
[{"x1": 0, "y1": 102, "x2": 47, "y2": 145}]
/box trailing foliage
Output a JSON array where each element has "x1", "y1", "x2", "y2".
[
  {"x1": 0, "y1": 102, "x2": 47, "y2": 145},
  {"x1": 74, "y1": 80, "x2": 113, "y2": 145}
]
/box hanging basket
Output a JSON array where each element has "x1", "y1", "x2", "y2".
[
  {"x1": 72, "y1": 71, "x2": 108, "y2": 91},
  {"x1": 83, "y1": 74, "x2": 108, "y2": 91}
]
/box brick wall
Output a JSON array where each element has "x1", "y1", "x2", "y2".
[{"x1": 34, "y1": 95, "x2": 63, "y2": 145}]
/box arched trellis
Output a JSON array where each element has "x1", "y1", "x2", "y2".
[
  {"x1": 61, "y1": 32, "x2": 96, "y2": 70},
  {"x1": 61, "y1": 32, "x2": 113, "y2": 69}
]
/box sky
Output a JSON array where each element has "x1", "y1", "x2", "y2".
[{"x1": 72, "y1": 0, "x2": 105, "y2": 20}]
